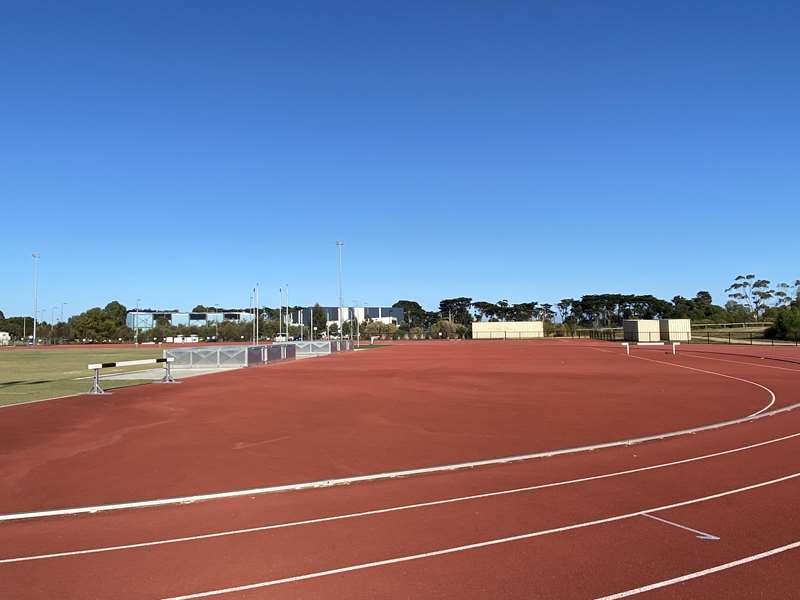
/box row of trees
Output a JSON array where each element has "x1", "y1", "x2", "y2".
[
  {"x1": 0, "y1": 301, "x2": 133, "y2": 343},
  {"x1": 3, "y1": 273, "x2": 798, "y2": 343}
]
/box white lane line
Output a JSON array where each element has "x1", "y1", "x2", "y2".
[
  {"x1": 3, "y1": 431, "x2": 799, "y2": 564},
  {"x1": 631, "y1": 354, "x2": 777, "y2": 417},
  {"x1": 160, "y1": 472, "x2": 800, "y2": 599},
  {"x1": 682, "y1": 352, "x2": 800, "y2": 373},
  {"x1": 0, "y1": 348, "x2": 792, "y2": 524},
  {"x1": 594, "y1": 540, "x2": 800, "y2": 599},
  {"x1": 6, "y1": 398, "x2": 799, "y2": 525},
  {"x1": 641, "y1": 513, "x2": 719, "y2": 541}
]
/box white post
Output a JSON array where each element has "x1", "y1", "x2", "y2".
[
  {"x1": 336, "y1": 241, "x2": 343, "y2": 338},
  {"x1": 135, "y1": 298, "x2": 140, "y2": 345},
  {"x1": 278, "y1": 288, "x2": 282, "y2": 341},
  {"x1": 256, "y1": 283, "x2": 260, "y2": 343},
  {"x1": 32, "y1": 252, "x2": 40, "y2": 345}
]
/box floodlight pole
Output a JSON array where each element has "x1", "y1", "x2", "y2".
[
  {"x1": 214, "y1": 304, "x2": 220, "y2": 340},
  {"x1": 336, "y1": 241, "x2": 343, "y2": 338},
  {"x1": 31, "y1": 253, "x2": 41, "y2": 345},
  {"x1": 51, "y1": 305, "x2": 58, "y2": 342},
  {"x1": 286, "y1": 284, "x2": 289, "y2": 340},
  {"x1": 135, "y1": 298, "x2": 141, "y2": 345},
  {"x1": 255, "y1": 283, "x2": 260, "y2": 343}
]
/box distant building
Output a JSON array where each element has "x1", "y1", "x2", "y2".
[
  {"x1": 126, "y1": 311, "x2": 254, "y2": 331},
  {"x1": 0, "y1": 332, "x2": 10, "y2": 346},
  {"x1": 289, "y1": 306, "x2": 404, "y2": 329},
  {"x1": 125, "y1": 306, "x2": 404, "y2": 332}
]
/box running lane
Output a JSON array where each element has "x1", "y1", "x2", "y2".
[
  {"x1": 2, "y1": 408, "x2": 800, "y2": 599},
  {"x1": 0, "y1": 342, "x2": 777, "y2": 514}
]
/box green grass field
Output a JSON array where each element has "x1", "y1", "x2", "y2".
[{"x1": 0, "y1": 347, "x2": 163, "y2": 406}]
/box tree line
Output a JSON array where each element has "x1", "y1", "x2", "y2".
[
  {"x1": 391, "y1": 273, "x2": 799, "y2": 339},
  {"x1": 2, "y1": 273, "x2": 798, "y2": 343}
]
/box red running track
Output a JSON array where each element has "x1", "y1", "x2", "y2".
[
  {"x1": 1, "y1": 341, "x2": 796, "y2": 514},
  {"x1": 1, "y1": 340, "x2": 799, "y2": 598}
]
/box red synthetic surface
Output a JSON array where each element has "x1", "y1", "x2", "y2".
[
  {"x1": 1, "y1": 340, "x2": 799, "y2": 599},
  {"x1": 1, "y1": 341, "x2": 792, "y2": 513}
]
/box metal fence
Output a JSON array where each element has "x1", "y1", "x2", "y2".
[
  {"x1": 288, "y1": 340, "x2": 353, "y2": 355},
  {"x1": 574, "y1": 328, "x2": 797, "y2": 346},
  {"x1": 164, "y1": 344, "x2": 297, "y2": 368},
  {"x1": 690, "y1": 332, "x2": 799, "y2": 346}
]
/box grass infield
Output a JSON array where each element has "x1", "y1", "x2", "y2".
[{"x1": 0, "y1": 347, "x2": 162, "y2": 406}]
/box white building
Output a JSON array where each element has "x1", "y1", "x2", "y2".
[
  {"x1": 472, "y1": 321, "x2": 544, "y2": 339},
  {"x1": 0, "y1": 332, "x2": 10, "y2": 346},
  {"x1": 292, "y1": 306, "x2": 404, "y2": 329}
]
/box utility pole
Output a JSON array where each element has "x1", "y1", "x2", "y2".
[
  {"x1": 51, "y1": 305, "x2": 58, "y2": 342},
  {"x1": 135, "y1": 298, "x2": 141, "y2": 344},
  {"x1": 32, "y1": 253, "x2": 40, "y2": 345},
  {"x1": 60, "y1": 302, "x2": 67, "y2": 322},
  {"x1": 336, "y1": 240, "x2": 343, "y2": 338},
  {"x1": 279, "y1": 288, "x2": 283, "y2": 340},
  {"x1": 255, "y1": 283, "x2": 260, "y2": 343}
]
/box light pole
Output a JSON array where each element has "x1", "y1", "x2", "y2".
[
  {"x1": 32, "y1": 253, "x2": 40, "y2": 345},
  {"x1": 285, "y1": 284, "x2": 289, "y2": 341},
  {"x1": 255, "y1": 283, "x2": 260, "y2": 343},
  {"x1": 51, "y1": 305, "x2": 58, "y2": 342},
  {"x1": 60, "y1": 302, "x2": 67, "y2": 323},
  {"x1": 135, "y1": 298, "x2": 141, "y2": 344},
  {"x1": 352, "y1": 299, "x2": 362, "y2": 346},
  {"x1": 214, "y1": 304, "x2": 220, "y2": 340},
  {"x1": 278, "y1": 288, "x2": 283, "y2": 340},
  {"x1": 336, "y1": 241, "x2": 343, "y2": 338}
]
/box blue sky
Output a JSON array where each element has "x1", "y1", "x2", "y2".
[{"x1": 2, "y1": 1, "x2": 798, "y2": 318}]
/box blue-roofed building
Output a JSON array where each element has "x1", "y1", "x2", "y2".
[{"x1": 126, "y1": 310, "x2": 254, "y2": 330}]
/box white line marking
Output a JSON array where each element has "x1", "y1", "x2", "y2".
[
  {"x1": 4, "y1": 431, "x2": 799, "y2": 564},
  {"x1": 594, "y1": 540, "x2": 800, "y2": 599},
  {"x1": 160, "y1": 472, "x2": 800, "y2": 599},
  {"x1": 641, "y1": 513, "x2": 719, "y2": 540},
  {"x1": 683, "y1": 352, "x2": 800, "y2": 373},
  {"x1": 630, "y1": 354, "x2": 776, "y2": 416},
  {"x1": 3, "y1": 397, "x2": 799, "y2": 523}
]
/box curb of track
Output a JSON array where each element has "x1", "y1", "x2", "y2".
[{"x1": 3, "y1": 400, "x2": 800, "y2": 523}]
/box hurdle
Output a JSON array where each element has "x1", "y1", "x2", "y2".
[
  {"x1": 621, "y1": 342, "x2": 680, "y2": 356},
  {"x1": 87, "y1": 357, "x2": 177, "y2": 395}
]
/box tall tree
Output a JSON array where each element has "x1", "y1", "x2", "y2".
[
  {"x1": 751, "y1": 279, "x2": 774, "y2": 317},
  {"x1": 438, "y1": 297, "x2": 473, "y2": 326},
  {"x1": 509, "y1": 302, "x2": 538, "y2": 321},
  {"x1": 103, "y1": 301, "x2": 128, "y2": 325},
  {"x1": 725, "y1": 274, "x2": 756, "y2": 313},
  {"x1": 539, "y1": 303, "x2": 555, "y2": 322},
  {"x1": 311, "y1": 303, "x2": 327, "y2": 334},
  {"x1": 557, "y1": 299, "x2": 576, "y2": 323},
  {"x1": 393, "y1": 300, "x2": 425, "y2": 327},
  {"x1": 471, "y1": 301, "x2": 496, "y2": 321}
]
